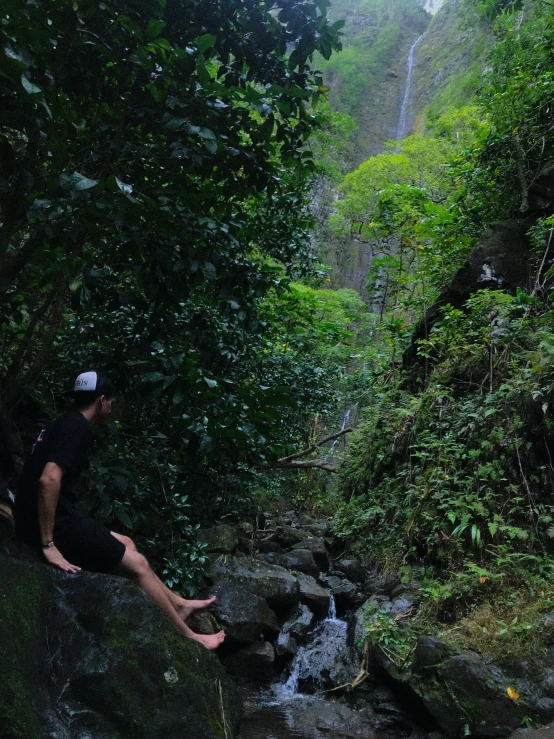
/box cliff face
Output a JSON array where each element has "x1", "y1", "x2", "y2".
[
  {"x1": 0, "y1": 539, "x2": 242, "y2": 739},
  {"x1": 413, "y1": 0, "x2": 490, "y2": 125}
]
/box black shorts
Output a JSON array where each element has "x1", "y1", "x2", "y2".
[
  {"x1": 54, "y1": 511, "x2": 126, "y2": 573},
  {"x1": 16, "y1": 510, "x2": 126, "y2": 574}
]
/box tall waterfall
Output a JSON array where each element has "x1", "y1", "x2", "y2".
[{"x1": 395, "y1": 35, "x2": 423, "y2": 141}]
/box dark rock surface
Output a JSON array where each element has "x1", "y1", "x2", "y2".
[
  {"x1": 296, "y1": 572, "x2": 331, "y2": 617},
  {"x1": 292, "y1": 537, "x2": 331, "y2": 571},
  {"x1": 320, "y1": 574, "x2": 359, "y2": 610},
  {"x1": 197, "y1": 524, "x2": 239, "y2": 553},
  {"x1": 0, "y1": 552, "x2": 242, "y2": 739},
  {"x1": 204, "y1": 581, "x2": 279, "y2": 643},
  {"x1": 259, "y1": 549, "x2": 320, "y2": 578},
  {"x1": 209, "y1": 557, "x2": 300, "y2": 610},
  {"x1": 225, "y1": 641, "x2": 275, "y2": 683},
  {"x1": 379, "y1": 635, "x2": 554, "y2": 737},
  {"x1": 335, "y1": 559, "x2": 366, "y2": 584}
]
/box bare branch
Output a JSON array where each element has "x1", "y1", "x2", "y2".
[
  {"x1": 276, "y1": 459, "x2": 340, "y2": 472},
  {"x1": 277, "y1": 427, "x2": 353, "y2": 464}
]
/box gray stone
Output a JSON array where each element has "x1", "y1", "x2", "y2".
[
  {"x1": 279, "y1": 549, "x2": 320, "y2": 578},
  {"x1": 209, "y1": 556, "x2": 300, "y2": 610},
  {"x1": 272, "y1": 524, "x2": 306, "y2": 549},
  {"x1": 320, "y1": 574, "x2": 358, "y2": 609},
  {"x1": 296, "y1": 572, "x2": 331, "y2": 617},
  {"x1": 204, "y1": 581, "x2": 279, "y2": 643},
  {"x1": 335, "y1": 558, "x2": 366, "y2": 584},
  {"x1": 281, "y1": 604, "x2": 315, "y2": 641},
  {"x1": 0, "y1": 553, "x2": 242, "y2": 739},
  {"x1": 292, "y1": 537, "x2": 331, "y2": 571},
  {"x1": 510, "y1": 727, "x2": 554, "y2": 739},
  {"x1": 276, "y1": 630, "x2": 298, "y2": 657},
  {"x1": 197, "y1": 524, "x2": 239, "y2": 553},
  {"x1": 256, "y1": 540, "x2": 284, "y2": 554},
  {"x1": 225, "y1": 641, "x2": 275, "y2": 683}
]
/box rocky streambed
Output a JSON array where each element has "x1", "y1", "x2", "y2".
[{"x1": 192, "y1": 512, "x2": 554, "y2": 739}]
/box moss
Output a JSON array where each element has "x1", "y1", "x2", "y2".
[{"x1": 0, "y1": 565, "x2": 43, "y2": 739}]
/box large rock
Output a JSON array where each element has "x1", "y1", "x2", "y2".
[
  {"x1": 292, "y1": 537, "x2": 331, "y2": 571},
  {"x1": 276, "y1": 605, "x2": 315, "y2": 657},
  {"x1": 197, "y1": 524, "x2": 238, "y2": 554},
  {"x1": 208, "y1": 557, "x2": 299, "y2": 610},
  {"x1": 224, "y1": 641, "x2": 275, "y2": 683},
  {"x1": 204, "y1": 582, "x2": 279, "y2": 643},
  {"x1": 296, "y1": 572, "x2": 331, "y2": 617},
  {"x1": 320, "y1": 574, "x2": 359, "y2": 610},
  {"x1": 510, "y1": 727, "x2": 554, "y2": 739},
  {"x1": 335, "y1": 559, "x2": 366, "y2": 584},
  {"x1": 0, "y1": 553, "x2": 242, "y2": 739},
  {"x1": 380, "y1": 636, "x2": 554, "y2": 737},
  {"x1": 259, "y1": 549, "x2": 319, "y2": 578}
]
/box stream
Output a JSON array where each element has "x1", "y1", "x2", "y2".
[{"x1": 240, "y1": 597, "x2": 375, "y2": 739}]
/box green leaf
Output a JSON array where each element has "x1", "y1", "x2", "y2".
[
  {"x1": 204, "y1": 378, "x2": 218, "y2": 388},
  {"x1": 195, "y1": 33, "x2": 216, "y2": 54},
  {"x1": 145, "y1": 19, "x2": 167, "y2": 38},
  {"x1": 21, "y1": 74, "x2": 41, "y2": 94}
]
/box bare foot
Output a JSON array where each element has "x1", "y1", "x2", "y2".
[
  {"x1": 190, "y1": 630, "x2": 225, "y2": 651},
  {"x1": 177, "y1": 596, "x2": 216, "y2": 622}
]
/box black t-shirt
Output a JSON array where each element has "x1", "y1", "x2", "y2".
[{"x1": 15, "y1": 412, "x2": 93, "y2": 537}]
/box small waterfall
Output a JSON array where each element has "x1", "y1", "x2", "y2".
[
  {"x1": 326, "y1": 405, "x2": 357, "y2": 459},
  {"x1": 273, "y1": 594, "x2": 347, "y2": 702},
  {"x1": 327, "y1": 593, "x2": 337, "y2": 621},
  {"x1": 395, "y1": 35, "x2": 423, "y2": 142}
]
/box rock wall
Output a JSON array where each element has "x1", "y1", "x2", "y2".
[{"x1": 0, "y1": 539, "x2": 242, "y2": 739}]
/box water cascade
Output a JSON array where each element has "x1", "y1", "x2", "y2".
[{"x1": 395, "y1": 35, "x2": 423, "y2": 142}]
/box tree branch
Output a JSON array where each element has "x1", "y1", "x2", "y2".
[
  {"x1": 277, "y1": 427, "x2": 353, "y2": 464},
  {"x1": 276, "y1": 459, "x2": 340, "y2": 472}
]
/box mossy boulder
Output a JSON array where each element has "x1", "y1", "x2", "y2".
[
  {"x1": 197, "y1": 524, "x2": 238, "y2": 554},
  {"x1": 0, "y1": 553, "x2": 242, "y2": 739},
  {"x1": 208, "y1": 557, "x2": 299, "y2": 611},
  {"x1": 379, "y1": 636, "x2": 554, "y2": 738}
]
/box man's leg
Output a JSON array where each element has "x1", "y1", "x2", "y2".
[
  {"x1": 112, "y1": 546, "x2": 225, "y2": 650},
  {"x1": 110, "y1": 532, "x2": 216, "y2": 620}
]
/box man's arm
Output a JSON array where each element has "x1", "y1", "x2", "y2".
[{"x1": 38, "y1": 462, "x2": 81, "y2": 573}]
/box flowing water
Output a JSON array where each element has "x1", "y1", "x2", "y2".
[
  {"x1": 395, "y1": 35, "x2": 423, "y2": 142},
  {"x1": 240, "y1": 598, "x2": 377, "y2": 738}
]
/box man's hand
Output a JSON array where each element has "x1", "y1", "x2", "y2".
[{"x1": 42, "y1": 545, "x2": 81, "y2": 573}]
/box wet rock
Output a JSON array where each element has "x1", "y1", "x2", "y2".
[
  {"x1": 282, "y1": 695, "x2": 378, "y2": 738},
  {"x1": 197, "y1": 523, "x2": 239, "y2": 553},
  {"x1": 292, "y1": 537, "x2": 331, "y2": 571},
  {"x1": 380, "y1": 636, "x2": 552, "y2": 737},
  {"x1": 204, "y1": 581, "x2": 279, "y2": 643},
  {"x1": 390, "y1": 580, "x2": 422, "y2": 601},
  {"x1": 209, "y1": 556, "x2": 300, "y2": 610},
  {"x1": 280, "y1": 549, "x2": 321, "y2": 578},
  {"x1": 282, "y1": 604, "x2": 315, "y2": 641},
  {"x1": 225, "y1": 641, "x2": 275, "y2": 683},
  {"x1": 296, "y1": 572, "x2": 331, "y2": 617},
  {"x1": 256, "y1": 539, "x2": 284, "y2": 554},
  {"x1": 377, "y1": 572, "x2": 401, "y2": 595},
  {"x1": 272, "y1": 524, "x2": 306, "y2": 549},
  {"x1": 510, "y1": 727, "x2": 554, "y2": 739},
  {"x1": 257, "y1": 549, "x2": 320, "y2": 578},
  {"x1": 411, "y1": 635, "x2": 456, "y2": 669},
  {"x1": 0, "y1": 553, "x2": 242, "y2": 739},
  {"x1": 294, "y1": 618, "x2": 360, "y2": 693},
  {"x1": 276, "y1": 630, "x2": 298, "y2": 657},
  {"x1": 320, "y1": 574, "x2": 359, "y2": 609},
  {"x1": 335, "y1": 558, "x2": 366, "y2": 584}
]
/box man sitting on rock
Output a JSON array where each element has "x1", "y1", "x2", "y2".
[{"x1": 14, "y1": 371, "x2": 225, "y2": 651}]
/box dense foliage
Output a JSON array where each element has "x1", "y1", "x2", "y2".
[
  {"x1": 0, "y1": 0, "x2": 362, "y2": 590},
  {"x1": 331, "y1": 0, "x2": 554, "y2": 647}
]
